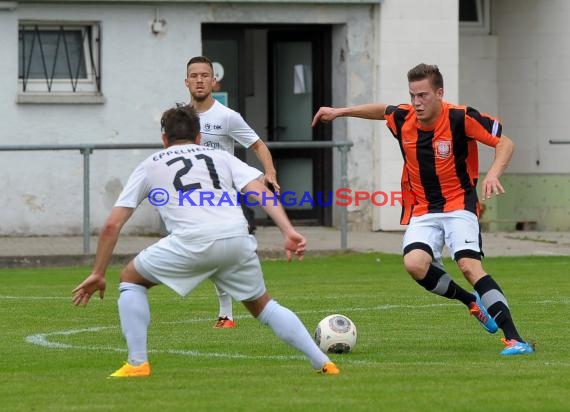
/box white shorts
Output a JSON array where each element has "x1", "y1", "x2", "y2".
[
  {"x1": 402, "y1": 210, "x2": 482, "y2": 263},
  {"x1": 133, "y1": 234, "x2": 266, "y2": 300}
]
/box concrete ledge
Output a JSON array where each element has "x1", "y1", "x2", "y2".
[
  {"x1": 480, "y1": 220, "x2": 538, "y2": 232},
  {"x1": 0, "y1": 254, "x2": 112, "y2": 268},
  {"x1": 0, "y1": 2, "x2": 17, "y2": 10},
  {"x1": 0, "y1": 249, "x2": 355, "y2": 268},
  {"x1": 17, "y1": 93, "x2": 106, "y2": 104}
]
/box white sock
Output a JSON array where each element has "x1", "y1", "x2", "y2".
[
  {"x1": 215, "y1": 284, "x2": 233, "y2": 320},
  {"x1": 118, "y1": 282, "x2": 150, "y2": 366},
  {"x1": 257, "y1": 299, "x2": 330, "y2": 370}
]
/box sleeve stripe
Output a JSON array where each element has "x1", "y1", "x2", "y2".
[{"x1": 492, "y1": 120, "x2": 499, "y2": 137}]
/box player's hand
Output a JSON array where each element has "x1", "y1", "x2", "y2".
[
  {"x1": 481, "y1": 174, "x2": 505, "y2": 200},
  {"x1": 72, "y1": 273, "x2": 106, "y2": 307},
  {"x1": 283, "y1": 231, "x2": 306, "y2": 262},
  {"x1": 263, "y1": 172, "x2": 281, "y2": 195},
  {"x1": 311, "y1": 107, "x2": 340, "y2": 127}
]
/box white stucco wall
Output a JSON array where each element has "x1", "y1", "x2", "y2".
[
  {"x1": 457, "y1": 0, "x2": 570, "y2": 230},
  {"x1": 372, "y1": 0, "x2": 459, "y2": 231},
  {"x1": 493, "y1": 0, "x2": 570, "y2": 174},
  {"x1": 0, "y1": 3, "x2": 199, "y2": 236},
  {"x1": 0, "y1": 1, "x2": 379, "y2": 236},
  {"x1": 4, "y1": 0, "x2": 565, "y2": 237},
  {"x1": 459, "y1": 1, "x2": 570, "y2": 173},
  {"x1": 459, "y1": 33, "x2": 499, "y2": 171}
]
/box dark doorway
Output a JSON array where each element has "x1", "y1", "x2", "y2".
[{"x1": 203, "y1": 24, "x2": 332, "y2": 225}]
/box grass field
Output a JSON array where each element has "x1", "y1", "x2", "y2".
[{"x1": 1, "y1": 253, "x2": 569, "y2": 412}]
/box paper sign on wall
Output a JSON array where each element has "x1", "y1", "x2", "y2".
[{"x1": 294, "y1": 64, "x2": 306, "y2": 94}]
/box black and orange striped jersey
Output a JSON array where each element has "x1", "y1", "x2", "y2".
[{"x1": 384, "y1": 101, "x2": 502, "y2": 225}]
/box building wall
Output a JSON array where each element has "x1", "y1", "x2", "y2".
[
  {"x1": 459, "y1": 0, "x2": 570, "y2": 231},
  {"x1": 372, "y1": 0, "x2": 460, "y2": 231},
  {"x1": 3, "y1": 0, "x2": 567, "y2": 236},
  {"x1": 459, "y1": 34, "x2": 498, "y2": 172},
  {"x1": 494, "y1": 0, "x2": 570, "y2": 174},
  {"x1": 0, "y1": 3, "x2": 193, "y2": 236},
  {"x1": 478, "y1": 174, "x2": 570, "y2": 231},
  {"x1": 0, "y1": 1, "x2": 379, "y2": 235}
]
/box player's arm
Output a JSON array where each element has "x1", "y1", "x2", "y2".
[
  {"x1": 91, "y1": 207, "x2": 134, "y2": 275},
  {"x1": 249, "y1": 139, "x2": 280, "y2": 193},
  {"x1": 242, "y1": 179, "x2": 305, "y2": 262},
  {"x1": 72, "y1": 206, "x2": 134, "y2": 306},
  {"x1": 228, "y1": 111, "x2": 281, "y2": 193},
  {"x1": 481, "y1": 134, "x2": 515, "y2": 200},
  {"x1": 311, "y1": 103, "x2": 388, "y2": 127}
]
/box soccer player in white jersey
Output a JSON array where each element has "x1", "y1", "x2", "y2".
[
  {"x1": 185, "y1": 55, "x2": 281, "y2": 328},
  {"x1": 71, "y1": 104, "x2": 339, "y2": 377}
]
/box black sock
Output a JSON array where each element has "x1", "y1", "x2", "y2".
[
  {"x1": 474, "y1": 275, "x2": 523, "y2": 342},
  {"x1": 416, "y1": 264, "x2": 475, "y2": 306}
]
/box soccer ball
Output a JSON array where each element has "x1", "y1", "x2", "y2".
[{"x1": 314, "y1": 314, "x2": 357, "y2": 354}]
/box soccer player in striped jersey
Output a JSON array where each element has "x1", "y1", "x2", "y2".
[{"x1": 312, "y1": 63, "x2": 533, "y2": 356}]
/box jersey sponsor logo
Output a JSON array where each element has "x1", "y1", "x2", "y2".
[
  {"x1": 435, "y1": 141, "x2": 452, "y2": 159},
  {"x1": 203, "y1": 123, "x2": 222, "y2": 132},
  {"x1": 202, "y1": 141, "x2": 220, "y2": 149}
]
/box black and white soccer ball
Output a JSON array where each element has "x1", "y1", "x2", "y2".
[{"x1": 314, "y1": 314, "x2": 357, "y2": 354}]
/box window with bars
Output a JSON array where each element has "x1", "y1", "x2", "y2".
[{"x1": 18, "y1": 22, "x2": 101, "y2": 95}]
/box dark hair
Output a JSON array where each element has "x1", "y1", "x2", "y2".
[
  {"x1": 160, "y1": 104, "x2": 201, "y2": 144},
  {"x1": 407, "y1": 63, "x2": 444, "y2": 89},
  {"x1": 186, "y1": 56, "x2": 214, "y2": 73}
]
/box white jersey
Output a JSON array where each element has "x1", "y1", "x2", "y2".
[
  {"x1": 198, "y1": 99, "x2": 259, "y2": 154},
  {"x1": 115, "y1": 144, "x2": 263, "y2": 241}
]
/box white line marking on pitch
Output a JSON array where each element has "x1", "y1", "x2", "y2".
[
  {"x1": 24, "y1": 326, "x2": 355, "y2": 363},
  {"x1": 21, "y1": 300, "x2": 570, "y2": 366},
  {"x1": 24, "y1": 303, "x2": 459, "y2": 364}
]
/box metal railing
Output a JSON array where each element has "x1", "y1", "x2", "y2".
[
  {"x1": 0, "y1": 141, "x2": 353, "y2": 253},
  {"x1": 549, "y1": 140, "x2": 570, "y2": 144}
]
